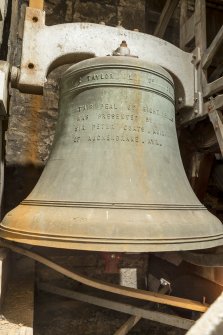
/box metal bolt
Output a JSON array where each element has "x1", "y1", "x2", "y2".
[
  {"x1": 117, "y1": 20, "x2": 122, "y2": 27},
  {"x1": 178, "y1": 97, "x2": 183, "y2": 104}
]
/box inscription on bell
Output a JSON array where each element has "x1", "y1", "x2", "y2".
[
  {"x1": 71, "y1": 99, "x2": 174, "y2": 148},
  {"x1": 77, "y1": 103, "x2": 118, "y2": 112},
  {"x1": 87, "y1": 73, "x2": 113, "y2": 81},
  {"x1": 62, "y1": 60, "x2": 176, "y2": 151},
  {"x1": 66, "y1": 67, "x2": 174, "y2": 101}
]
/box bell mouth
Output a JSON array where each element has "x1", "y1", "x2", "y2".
[{"x1": 1, "y1": 203, "x2": 223, "y2": 252}]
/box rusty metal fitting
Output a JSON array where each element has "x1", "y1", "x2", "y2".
[{"x1": 112, "y1": 40, "x2": 130, "y2": 56}]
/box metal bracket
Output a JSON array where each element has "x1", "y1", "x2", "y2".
[
  {"x1": 194, "y1": 91, "x2": 203, "y2": 115},
  {"x1": 13, "y1": 7, "x2": 195, "y2": 109}
]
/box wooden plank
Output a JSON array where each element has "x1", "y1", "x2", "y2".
[
  {"x1": 209, "y1": 63, "x2": 223, "y2": 82},
  {"x1": 39, "y1": 283, "x2": 195, "y2": 331},
  {"x1": 213, "y1": 94, "x2": 223, "y2": 110},
  {"x1": 29, "y1": 0, "x2": 44, "y2": 10},
  {"x1": 0, "y1": 239, "x2": 209, "y2": 312},
  {"x1": 180, "y1": 0, "x2": 188, "y2": 49},
  {"x1": 202, "y1": 25, "x2": 223, "y2": 69},
  {"x1": 114, "y1": 315, "x2": 141, "y2": 335},
  {"x1": 194, "y1": 0, "x2": 207, "y2": 53},
  {"x1": 177, "y1": 94, "x2": 223, "y2": 126},
  {"x1": 154, "y1": 0, "x2": 180, "y2": 38},
  {"x1": 203, "y1": 76, "x2": 223, "y2": 97},
  {"x1": 0, "y1": 256, "x2": 34, "y2": 335},
  {"x1": 180, "y1": 13, "x2": 195, "y2": 47},
  {"x1": 194, "y1": 0, "x2": 207, "y2": 96},
  {"x1": 209, "y1": 109, "x2": 223, "y2": 156},
  {"x1": 113, "y1": 285, "x2": 170, "y2": 335}
]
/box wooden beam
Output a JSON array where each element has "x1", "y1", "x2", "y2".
[
  {"x1": 209, "y1": 109, "x2": 223, "y2": 156},
  {"x1": 114, "y1": 315, "x2": 141, "y2": 335},
  {"x1": 113, "y1": 285, "x2": 170, "y2": 335},
  {"x1": 203, "y1": 94, "x2": 223, "y2": 114},
  {"x1": 154, "y1": 0, "x2": 180, "y2": 38},
  {"x1": 39, "y1": 283, "x2": 195, "y2": 331},
  {"x1": 0, "y1": 239, "x2": 209, "y2": 312},
  {"x1": 180, "y1": 0, "x2": 188, "y2": 50},
  {"x1": 203, "y1": 76, "x2": 223, "y2": 97},
  {"x1": 29, "y1": 0, "x2": 44, "y2": 10},
  {"x1": 194, "y1": 0, "x2": 207, "y2": 53},
  {"x1": 180, "y1": 13, "x2": 195, "y2": 47},
  {"x1": 202, "y1": 25, "x2": 223, "y2": 69},
  {"x1": 194, "y1": 0, "x2": 207, "y2": 95},
  {"x1": 209, "y1": 63, "x2": 223, "y2": 82},
  {"x1": 177, "y1": 94, "x2": 223, "y2": 126}
]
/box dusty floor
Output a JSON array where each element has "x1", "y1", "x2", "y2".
[{"x1": 34, "y1": 290, "x2": 187, "y2": 335}]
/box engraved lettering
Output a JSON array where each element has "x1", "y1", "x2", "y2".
[
  {"x1": 73, "y1": 137, "x2": 80, "y2": 143},
  {"x1": 123, "y1": 125, "x2": 144, "y2": 132},
  {"x1": 92, "y1": 124, "x2": 115, "y2": 130},
  {"x1": 76, "y1": 115, "x2": 88, "y2": 121},
  {"x1": 74, "y1": 125, "x2": 86, "y2": 132},
  {"x1": 87, "y1": 73, "x2": 113, "y2": 81}
]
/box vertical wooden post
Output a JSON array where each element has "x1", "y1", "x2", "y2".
[
  {"x1": 29, "y1": 0, "x2": 44, "y2": 10},
  {"x1": 194, "y1": 0, "x2": 207, "y2": 53},
  {"x1": 180, "y1": 0, "x2": 188, "y2": 50}
]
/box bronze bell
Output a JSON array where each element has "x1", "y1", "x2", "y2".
[{"x1": 1, "y1": 56, "x2": 223, "y2": 251}]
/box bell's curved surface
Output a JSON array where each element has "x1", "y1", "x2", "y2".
[{"x1": 1, "y1": 56, "x2": 223, "y2": 251}]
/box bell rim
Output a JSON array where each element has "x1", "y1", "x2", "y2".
[{"x1": 1, "y1": 224, "x2": 223, "y2": 252}]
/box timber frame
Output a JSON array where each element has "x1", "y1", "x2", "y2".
[
  {"x1": 153, "y1": 0, "x2": 223, "y2": 155},
  {"x1": 176, "y1": 1, "x2": 223, "y2": 156}
]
